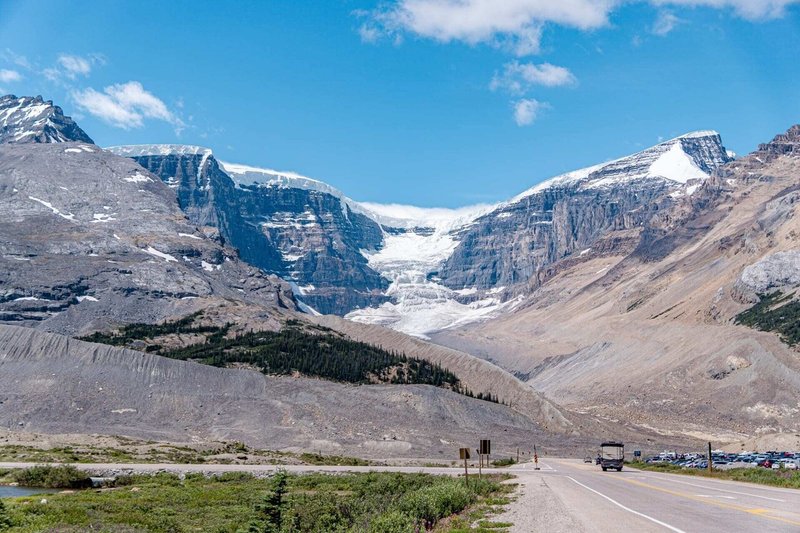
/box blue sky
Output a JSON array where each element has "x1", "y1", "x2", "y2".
[{"x1": 0, "y1": 0, "x2": 798, "y2": 207}]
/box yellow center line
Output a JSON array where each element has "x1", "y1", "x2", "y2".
[{"x1": 619, "y1": 477, "x2": 800, "y2": 528}]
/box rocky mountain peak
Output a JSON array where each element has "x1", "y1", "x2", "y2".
[
  {"x1": 758, "y1": 124, "x2": 800, "y2": 157},
  {"x1": 510, "y1": 131, "x2": 731, "y2": 202},
  {"x1": 0, "y1": 94, "x2": 94, "y2": 144}
]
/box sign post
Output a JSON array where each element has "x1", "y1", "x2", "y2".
[
  {"x1": 459, "y1": 448, "x2": 471, "y2": 486},
  {"x1": 534, "y1": 444, "x2": 540, "y2": 470},
  {"x1": 708, "y1": 442, "x2": 713, "y2": 473},
  {"x1": 479, "y1": 439, "x2": 491, "y2": 477}
]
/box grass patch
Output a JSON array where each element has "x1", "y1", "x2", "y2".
[
  {"x1": 477, "y1": 520, "x2": 513, "y2": 529},
  {"x1": 297, "y1": 452, "x2": 371, "y2": 466},
  {"x1": 491, "y1": 457, "x2": 517, "y2": 467},
  {"x1": 635, "y1": 462, "x2": 800, "y2": 489},
  {"x1": 0, "y1": 471, "x2": 509, "y2": 532}
]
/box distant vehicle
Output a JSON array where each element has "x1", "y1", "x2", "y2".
[
  {"x1": 600, "y1": 441, "x2": 624, "y2": 472},
  {"x1": 584, "y1": 456, "x2": 593, "y2": 463}
]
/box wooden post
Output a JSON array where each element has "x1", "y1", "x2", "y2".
[
  {"x1": 708, "y1": 442, "x2": 713, "y2": 473},
  {"x1": 517, "y1": 447, "x2": 520, "y2": 464},
  {"x1": 464, "y1": 456, "x2": 469, "y2": 486},
  {"x1": 479, "y1": 454, "x2": 482, "y2": 479}
]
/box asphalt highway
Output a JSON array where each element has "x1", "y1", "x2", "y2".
[{"x1": 499, "y1": 459, "x2": 800, "y2": 532}]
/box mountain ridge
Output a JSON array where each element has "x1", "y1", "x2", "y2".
[
  {"x1": 108, "y1": 129, "x2": 732, "y2": 336},
  {"x1": 0, "y1": 94, "x2": 93, "y2": 144}
]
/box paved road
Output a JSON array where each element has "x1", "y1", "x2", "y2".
[
  {"x1": 2, "y1": 460, "x2": 799, "y2": 531},
  {"x1": 497, "y1": 459, "x2": 800, "y2": 532}
]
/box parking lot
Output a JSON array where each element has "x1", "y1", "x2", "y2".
[{"x1": 644, "y1": 449, "x2": 800, "y2": 470}]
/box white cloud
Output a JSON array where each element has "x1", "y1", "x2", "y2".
[
  {"x1": 361, "y1": 0, "x2": 799, "y2": 50},
  {"x1": 653, "y1": 0, "x2": 800, "y2": 20},
  {"x1": 57, "y1": 54, "x2": 92, "y2": 78},
  {"x1": 491, "y1": 61, "x2": 577, "y2": 94},
  {"x1": 0, "y1": 69, "x2": 22, "y2": 83},
  {"x1": 358, "y1": 23, "x2": 381, "y2": 43},
  {"x1": 42, "y1": 68, "x2": 60, "y2": 82},
  {"x1": 42, "y1": 53, "x2": 106, "y2": 83},
  {"x1": 513, "y1": 98, "x2": 548, "y2": 126},
  {"x1": 1, "y1": 49, "x2": 31, "y2": 70},
  {"x1": 652, "y1": 10, "x2": 682, "y2": 34},
  {"x1": 366, "y1": 0, "x2": 617, "y2": 56},
  {"x1": 72, "y1": 81, "x2": 184, "y2": 133}
]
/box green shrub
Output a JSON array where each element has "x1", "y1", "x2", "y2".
[
  {"x1": 0, "y1": 499, "x2": 12, "y2": 530},
  {"x1": 399, "y1": 479, "x2": 473, "y2": 527},
  {"x1": 369, "y1": 510, "x2": 416, "y2": 532},
  {"x1": 12, "y1": 465, "x2": 91, "y2": 488}
]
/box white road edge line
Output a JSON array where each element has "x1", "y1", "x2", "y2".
[
  {"x1": 565, "y1": 476, "x2": 687, "y2": 533},
  {"x1": 640, "y1": 474, "x2": 785, "y2": 503}
]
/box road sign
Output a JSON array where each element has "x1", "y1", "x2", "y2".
[
  {"x1": 633, "y1": 450, "x2": 641, "y2": 457},
  {"x1": 480, "y1": 439, "x2": 491, "y2": 455},
  {"x1": 459, "y1": 448, "x2": 471, "y2": 460}
]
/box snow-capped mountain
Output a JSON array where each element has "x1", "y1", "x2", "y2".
[
  {"x1": 108, "y1": 145, "x2": 389, "y2": 314},
  {"x1": 108, "y1": 131, "x2": 732, "y2": 337},
  {"x1": 0, "y1": 95, "x2": 93, "y2": 144},
  {"x1": 437, "y1": 131, "x2": 733, "y2": 294}
]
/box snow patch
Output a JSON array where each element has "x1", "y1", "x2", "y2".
[
  {"x1": 647, "y1": 143, "x2": 708, "y2": 185},
  {"x1": 92, "y1": 213, "x2": 117, "y2": 223},
  {"x1": 356, "y1": 202, "x2": 495, "y2": 230},
  {"x1": 106, "y1": 144, "x2": 212, "y2": 157},
  {"x1": 178, "y1": 232, "x2": 203, "y2": 240},
  {"x1": 77, "y1": 295, "x2": 99, "y2": 302},
  {"x1": 201, "y1": 260, "x2": 221, "y2": 272},
  {"x1": 123, "y1": 172, "x2": 153, "y2": 184},
  {"x1": 142, "y1": 246, "x2": 178, "y2": 262},
  {"x1": 27, "y1": 196, "x2": 75, "y2": 220}
]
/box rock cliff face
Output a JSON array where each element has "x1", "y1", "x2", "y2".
[
  {"x1": 0, "y1": 95, "x2": 93, "y2": 144},
  {"x1": 438, "y1": 132, "x2": 733, "y2": 290},
  {"x1": 109, "y1": 146, "x2": 389, "y2": 314},
  {"x1": 0, "y1": 116, "x2": 294, "y2": 335},
  {"x1": 758, "y1": 124, "x2": 800, "y2": 157}
]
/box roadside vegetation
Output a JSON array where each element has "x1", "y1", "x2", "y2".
[
  {"x1": 635, "y1": 462, "x2": 800, "y2": 489},
  {"x1": 0, "y1": 469, "x2": 512, "y2": 532},
  {"x1": 735, "y1": 290, "x2": 800, "y2": 345},
  {"x1": 8, "y1": 465, "x2": 91, "y2": 489},
  {"x1": 80, "y1": 314, "x2": 502, "y2": 403},
  {"x1": 0, "y1": 440, "x2": 376, "y2": 467},
  {"x1": 490, "y1": 458, "x2": 517, "y2": 468}
]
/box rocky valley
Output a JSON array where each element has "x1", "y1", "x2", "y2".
[{"x1": 1, "y1": 92, "x2": 799, "y2": 456}]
